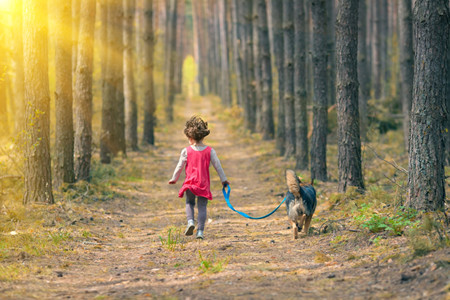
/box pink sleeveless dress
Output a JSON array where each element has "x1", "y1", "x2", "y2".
[{"x1": 178, "y1": 146, "x2": 213, "y2": 200}]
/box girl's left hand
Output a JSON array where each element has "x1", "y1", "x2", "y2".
[{"x1": 222, "y1": 181, "x2": 230, "y2": 188}]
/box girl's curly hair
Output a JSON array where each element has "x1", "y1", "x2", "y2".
[{"x1": 184, "y1": 116, "x2": 210, "y2": 141}]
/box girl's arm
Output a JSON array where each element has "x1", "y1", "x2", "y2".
[
  {"x1": 169, "y1": 149, "x2": 187, "y2": 184},
  {"x1": 210, "y1": 148, "x2": 228, "y2": 186}
]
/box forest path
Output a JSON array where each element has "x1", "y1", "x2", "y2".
[{"x1": 2, "y1": 96, "x2": 448, "y2": 299}]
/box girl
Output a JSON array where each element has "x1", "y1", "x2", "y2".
[{"x1": 169, "y1": 116, "x2": 229, "y2": 239}]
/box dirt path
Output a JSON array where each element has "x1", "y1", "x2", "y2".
[{"x1": 2, "y1": 97, "x2": 448, "y2": 299}]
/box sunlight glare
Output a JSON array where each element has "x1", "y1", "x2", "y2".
[{"x1": 0, "y1": 0, "x2": 10, "y2": 11}]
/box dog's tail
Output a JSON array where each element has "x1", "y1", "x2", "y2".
[{"x1": 286, "y1": 169, "x2": 301, "y2": 198}]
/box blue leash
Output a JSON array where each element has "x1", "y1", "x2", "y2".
[{"x1": 222, "y1": 185, "x2": 287, "y2": 220}]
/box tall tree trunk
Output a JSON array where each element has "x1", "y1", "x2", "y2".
[
  {"x1": 371, "y1": 0, "x2": 382, "y2": 99},
  {"x1": 213, "y1": 0, "x2": 222, "y2": 97},
  {"x1": 294, "y1": 0, "x2": 308, "y2": 169},
  {"x1": 258, "y1": 0, "x2": 274, "y2": 140},
  {"x1": 23, "y1": 0, "x2": 54, "y2": 204},
  {"x1": 358, "y1": 0, "x2": 369, "y2": 140},
  {"x1": 336, "y1": 0, "x2": 364, "y2": 193},
  {"x1": 310, "y1": 0, "x2": 328, "y2": 182},
  {"x1": 192, "y1": 0, "x2": 205, "y2": 96},
  {"x1": 219, "y1": 0, "x2": 232, "y2": 107},
  {"x1": 124, "y1": 0, "x2": 138, "y2": 151},
  {"x1": 72, "y1": 0, "x2": 81, "y2": 77},
  {"x1": 272, "y1": 0, "x2": 285, "y2": 155},
  {"x1": 408, "y1": 0, "x2": 449, "y2": 211},
  {"x1": 252, "y1": 0, "x2": 262, "y2": 129},
  {"x1": 0, "y1": 25, "x2": 8, "y2": 136},
  {"x1": 164, "y1": 0, "x2": 177, "y2": 122},
  {"x1": 174, "y1": 0, "x2": 185, "y2": 94},
  {"x1": 243, "y1": 0, "x2": 256, "y2": 131},
  {"x1": 54, "y1": 0, "x2": 75, "y2": 188},
  {"x1": 74, "y1": 0, "x2": 96, "y2": 181},
  {"x1": 12, "y1": 0, "x2": 25, "y2": 134},
  {"x1": 142, "y1": 0, "x2": 156, "y2": 145},
  {"x1": 231, "y1": 0, "x2": 244, "y2": 107},
  {"x1": 326, "y1": 0, "x2": 336, "y2": 105},
  {"x1": 283, "y1": 0, "x2": 295, "y2": 157},
  {"x1": 398, "y1": 0, "x2": 413, "y2": 151},
  {"x1": 101, "y1": 0, "x2": 126, "y2": 163},
  {"x1": 380, "y1": 0, "x2": 389, "y2": 99}
]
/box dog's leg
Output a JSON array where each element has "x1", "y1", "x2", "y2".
[
  {"x1": 297, "y1": 214, "x2": 305, "y2": 233},
  {"x1": 291, "y1": 220, "x2": 298, "y2": 239},
  {"x1": 304, "y1": 215, "x2": 312, "y2": 236}
]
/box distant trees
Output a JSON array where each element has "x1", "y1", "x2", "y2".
[
  {"x1": 408, "y1": 0, "x2": 449, "y2": 211},
  {"x1": 164, "y1": 0, "x2": 178, "y2": 123},
  {"x1": 23, "y1": 0, "x2": 53, "y2": 204}
]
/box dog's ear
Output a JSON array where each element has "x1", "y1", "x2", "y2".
[{"x1": 286, "y1": 169, "x2": 301, "y2": 198}]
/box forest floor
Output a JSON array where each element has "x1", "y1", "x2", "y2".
[{"x1": 0, "y1": 96, "x2": 449, "y2": 299}]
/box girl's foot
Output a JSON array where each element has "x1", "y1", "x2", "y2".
[
  {"x1": 196, "y1": 230, "x2": 204, "y2": 240},
  {"x1": 185, "y1": 220, "x2": 195, "y2": 236}
]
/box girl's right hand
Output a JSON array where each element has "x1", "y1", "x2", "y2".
[{"x1": 168, "y1": 180, "x2": 176, "y2": 184}]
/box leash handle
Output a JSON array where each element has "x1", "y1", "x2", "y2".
[{"x1": 222, "y1": 185, "x2": 286, "y2": 220}]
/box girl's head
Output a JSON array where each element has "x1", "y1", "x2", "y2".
[{"x1": 184, "y1": 116, "x2": 210, "y2": 142}]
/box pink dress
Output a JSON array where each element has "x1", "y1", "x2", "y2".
[{"x1": 178, "y1": 146, "x2": 213, "y2": 200}]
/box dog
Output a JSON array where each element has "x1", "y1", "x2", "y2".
[{"x1": 285, "y1": 169, "x2": 317, "y2": 239}]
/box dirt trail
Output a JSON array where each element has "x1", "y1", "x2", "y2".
[{"x1": 2, "y1": 97, "x2": 448, "y2": 299}]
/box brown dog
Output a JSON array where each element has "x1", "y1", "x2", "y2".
[{"x1": 285, "y1": 170, "x2": 317, "y2": 239}]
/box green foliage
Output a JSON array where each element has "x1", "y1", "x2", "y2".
[
  {"x1": 198, "y1": 250, "x2": 228, "y2": 274},
  {"x1": 49, "y1": 231, "x2": 71, "y2": 245},
  {"x1": 159, "y1": 227, "x2": 183, "y2": 251},
  {"x1": 354, "y1": 204, "x2": 419, "y2": 236}
]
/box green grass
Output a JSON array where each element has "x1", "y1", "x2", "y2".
[
  {"x1": 159, "y1": 227, "x2": 183, "y2": 251},
  {"x1": 198, "y1": 250, "x2": 228, "y2": 274}
]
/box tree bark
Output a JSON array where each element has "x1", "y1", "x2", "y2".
[
  {"x1": 0, "y1": 25, "x2": 8, "y2": 136},
  {"x1": 174, "y1": 0, "x2": 185, "y2": 94},
  {"x1": 310, "y1": 0, "x2": 328, "y2": 182},
  {"x1": 283, "y1": 0, "x2": 296, "y2": 157},
  {"x1": 219, "y1": 0, "x2": 232, "y2": 107},
  {"x1": 371, "y1": 0, "x2": 382, "y2": 100},
  {"x1": 74, "y1": 0, "x2": 96, "y2": 181},
  {"x1": 243, "y1": 0, "x2": 256, "y2": 132},
  {"x1": 100, "y1": 0, "x2": 126, "y2": 163},
  {"x1": 258, "y1": 0, "x2": 274, "y2": 140},
  {"x1": 252, "y1": 0, "x2": 262, "y2": 129},
  {"x1": 54, "y1": 0, "x2": 75, "y2": 188},
  {"x1": 23, "y1": 0, "x2": 54, "y2": 204},
  {"x1": 294, "y1": 0, "x2": 308, "y2": 170},
  {"x1": 408, "y1": 0, "x2": 449, "y2": 211},
  {"x1": 142, "y1": 0, "x2": 156, "y2": 145},
  {"x1": 398, "y1": 0, "x2": 413, "y2": 151},
  {"x1": 72, "y1": 0, "x2": 81, "y2": 77},
  {"x1": 326, "y1": 0, "x2": 336, "y2": 105},
  {"x1": 358, "y1": 0, "x2": 369, "y2": 140},
  {"x1": 336, "y1": 0, "x2": 364, "y2": 193},
  {"x1": 272, "y1": 0, "x2": 285, "y2": 155},
  {"x1": 124, "y1": 0, "x2": 138, "y2": 151},
  {"x1": 231, "y1": 0, "x2": 244, "y2": 107},
  {"x1": 164, "y1": 0, "x2": 178, "y2": 123}
]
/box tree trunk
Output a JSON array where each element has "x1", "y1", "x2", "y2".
[
  {"x1": 252, "y1": 0, "x2": 262, "y2": 129},
  {"x1": 243, "y1": 0, "x2": 256, "y2": 132},
  {"x1": 174, "y1": 0, "x2": 185, "y2": 94},
  {"x1": 12, "y1": 0, "x2": 25, "y2": 134},
  {"x1": 310, "y1": 0, "x2": 328, "y2": 182},
  {"x1": 398, "y1": 0, "x2": 413, "y2": 151},
  {"x1": 72, "y1": 0, "x2": 81, "y2": 77},
  {"x1": 142, "y1": 0, "x2": 156, "y2": 145},
  {"x1": 0, "y1": 25, "x2": 8, "y2": 136},
  {"x1": 100, "y1": 0, "x2": 126, "y2": 163},
  {"x1": 358, "y1": 0, "x2": 369, "y2": 140},
  {"x1": 192, "y1": 0, "x2": 206, "y2": 96},
  {"x1": 231, "y1": 0, "x2": 244, "y2": 107},
  {"x1": 272, "y1": 0, "x2": 285, "y2": 155},
  {"x1": 124, "y1": 0, "x2": 138, "y2": 151},
  {"x1": 371, "y1": 0, "x2": 382, "y2": 99},
  {"x1": 408, "y1": 0, "x2": 449, "y2": 211},
  {"x1": 258, "y1": 0, "x2": 274, "y2": 140},
  {"x1": 219, "y1": 0, "x2": 232, "y2": 107},
  {"x1": 54, "y1": 0, "x2": 75, "y2": 188},
  {"x1": 23, "y1": 0, "x2": 54, "y2": 204},
  {"x1": 164, "y1": 0, "x2": 177, "y2": 122},
  {"x1": 336, "y1": 0, "x2": 364, "y2": 193},
  {"x1": 294, "y1": 0, "x2": 308, "y2": 170},
  {"x1": 326, "y1": 0, "x2": 336, "y2": 105},
  {"x1": 283, "y1": 0, "x2": 295, "y2": 157},
  {"x1": 74, "y1": 0, "x2": 96, "y2": 181}
]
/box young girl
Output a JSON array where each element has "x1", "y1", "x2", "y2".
[{"x1": 169, "y1": 116, "x2": 229, "y2": 239}]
